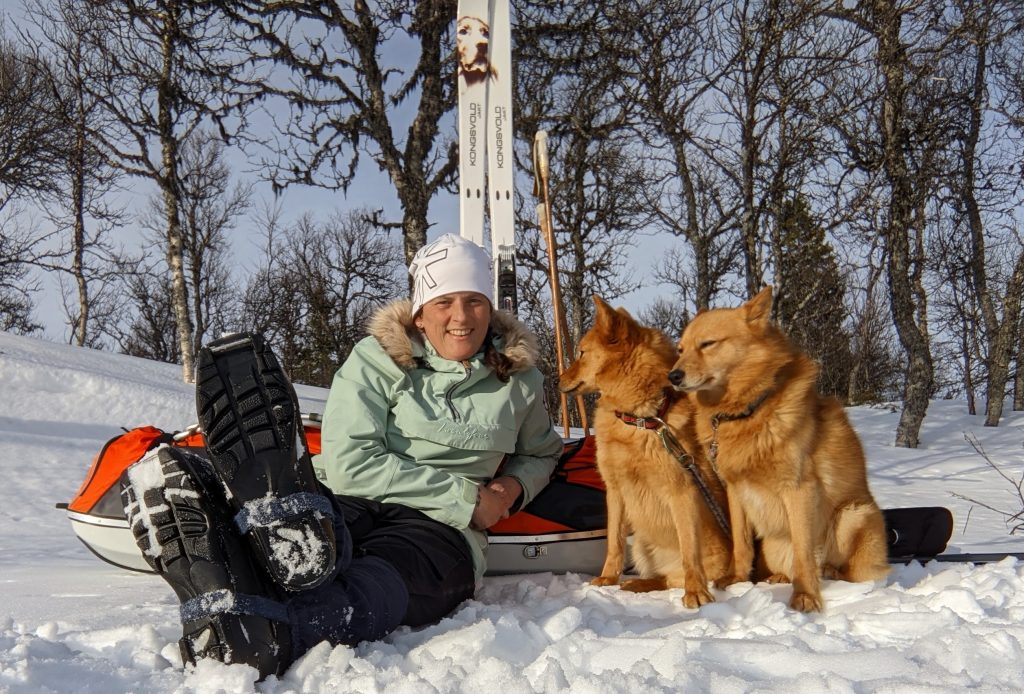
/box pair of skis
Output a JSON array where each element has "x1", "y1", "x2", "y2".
[
  {"x1": 453, "y1": 1, "x2": 590, "y2": 436},
  {"x1": 456, "y1": 0, "x2": 516, "y2": 312}
]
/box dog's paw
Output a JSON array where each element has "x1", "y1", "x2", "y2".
[
  {"x1": 713, "y1": 574, "x2": 747, "y2": 590},
  {"x1": 682, "y1": 587, "x2": 716, "y2": 608},
  {"x1": 789, "y1": 590, "x2": 823, "y2": 612},
  {"x1": 822, "y1": 564, "x2": 842, "y2": 580},
  {"x1": 620, "y1": 577, "x2": 667, "y2": 593},
  {"x1": 764, "y1": 573, "x2": 791, "y2": 584},
  {"x1": 590, "y1": 575, "x2": 619, "y2": 587}
]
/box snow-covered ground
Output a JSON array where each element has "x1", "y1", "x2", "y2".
[{"x1": 1, "y1": 330, "x2": 1023, "y2": 693}]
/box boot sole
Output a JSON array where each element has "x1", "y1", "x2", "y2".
[
  {"x1": 121, "y1": 446, "x2": 287, "y2": 678},
  {"x1": 195, "y1": 332, "x2": 335, "y2": 591}
]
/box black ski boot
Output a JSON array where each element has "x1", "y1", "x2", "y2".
[
  {"x1": 195, "y1": 332, "x2": 336, "y2": 592},
  {"x1": 121, "y1": 445, "x2": 291, "y2": 679}
]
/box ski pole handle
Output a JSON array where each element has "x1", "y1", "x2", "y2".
[{"x1": 533, "y1": 130, "x2": 550, "y2": 185}]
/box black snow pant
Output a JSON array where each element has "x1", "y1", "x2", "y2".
[{"x1": 285, "y1": 488, "x2": 477, "y2": 655}]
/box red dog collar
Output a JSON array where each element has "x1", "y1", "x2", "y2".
[{"x1": 615, "y1": 391, "x2": 673, "y2": 430}]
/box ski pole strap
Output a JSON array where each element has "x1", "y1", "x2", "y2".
[
  {"x1": 180, "y1": 589, "x2": 290, "y2": 624},
  {"x1": 234, "y1": 492, "x2": 335, "y2": 535},
  {"x1": 650, "y1": 419, "x2": 731, "y2": 538}
]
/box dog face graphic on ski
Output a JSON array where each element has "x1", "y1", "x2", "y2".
[{"x1": 457, "y1": 15, "x2": 497, "y2": 86}]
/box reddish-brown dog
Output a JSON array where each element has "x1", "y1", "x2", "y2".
[
  {"x1": 669, "y1": 287, "x2": 889, "y2": 612},
  {"x1": 561, "y1": 296, "x2": 731, "y2": 608}
]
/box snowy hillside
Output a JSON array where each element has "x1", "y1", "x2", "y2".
[{"x1": 1, "y1": 331, "x2": 1023, "y2": 693}]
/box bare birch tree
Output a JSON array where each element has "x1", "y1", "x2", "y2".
[
  {"x1": 21, "y1": 0, "x2": 126, "y2": 348},
  {"x1": 953, "y1": 0, "x2": 1024, "y2": 425},
  {"x1": 515, "y1": 89, "x2": 642, "y2": 346},
  {"x1": 825, "y1": 0, "x2": 964, "y2": 447},
  {"x1": 1015, "y1": 313, "x2": 1024, "y2": 412},
  {"x1": 992, "y1": 5, "x2": 1024, "y2": 413},
  {"x1": 75, "y1": 0, "x2": 257, "y2": 381},
  {"x1": 174, "y1": 130, "x2": 251, "y2": 355},
  {"x1": 928, "y1": 222, "x2": 983, "y2": 413}
]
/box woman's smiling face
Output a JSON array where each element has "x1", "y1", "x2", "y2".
[{"x1": 414, "y1": 291, "x2": 492, "y2": 361}]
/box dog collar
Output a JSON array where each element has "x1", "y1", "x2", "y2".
[
  {"x1": 708, "y1": 387, "x2": 775, "y2": 466},
  {"x1": 615, "y1": 390, "x2": 673, "y2": 430},
  {"x1": 711, "y1": 387, "x2": 774, "y2": 427}
]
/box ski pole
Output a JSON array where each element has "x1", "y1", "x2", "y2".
[{"x1": 532, "y1": 130, "x2": 589, "y2": 437}]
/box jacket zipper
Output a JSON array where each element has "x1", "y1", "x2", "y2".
[{"x1": 445, "y1": 362, "x2": 472, "y2": 421}]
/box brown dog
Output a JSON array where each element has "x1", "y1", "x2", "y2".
[
  {"x1": 561, "y1": 296, "x2": 731, "y2": 608},
  {"x1": 668, "y1": 286, "x2": 889, "y2": 612}
]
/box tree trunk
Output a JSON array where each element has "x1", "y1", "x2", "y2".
[
  {"x1": 1015, "y1": 304, "x2": 1024, "y2": 412},
  {"x1": 983, "y1": 254, "x2": 1024, "y2": 425},
  {"x1": 960, "y1": 35, "x2": 999, "y2": 426},
  {"x1": 962, "y1": 326, "x2": 976, "y2": 416},
  {"x1": 736, "y1": 5, "x2": 766, "y2": 301},
  {"x1": 740, "y1": 109, "x2": 761, "y2": 299},
  {"x1": 956, "y1": 33, "x2": 1024, "y2": 427},
  {"x1": 889, "y1": 230, "x2": 932, "y2": 447},
  {"x1": 185, "y1": 199, "x2": 206, "y2": 358},
  {"x1": 401, "y1": 205, "x2": 428, "y2": 293},
  {"x1": 669, "y1": 137, "x2": 713, "y2": 311},
  {"x1": 984, "y1": 339, "x2": 1010, "y2": 426},
  {"x1": 158, "y1": 5, "x2": 194, "y2": 383},
  {"x1": 876, "y1": 1, "x2": 932, "y2": 447},
  {"x1": 189, "y1": 242, "x2": 206, "y2": 359},
  {"x1": 163, "y1": 178, "x2": 194, "y2": 382},
  {"x1": 71, "y1": 113, "x2": 88, "y2": 347}
]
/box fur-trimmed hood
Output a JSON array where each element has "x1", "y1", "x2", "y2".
[{"x1": 367, "y1": 299, "x2": 539, "y2": 373}]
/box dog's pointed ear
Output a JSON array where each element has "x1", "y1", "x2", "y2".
[
  {"x1": 592, "y1": 294, "x2": 615, "y2": 329},
  {"x1": 592, "y1": 294, "x2": 635, "y2": 344},
  {"x1": 744, "y1": 286, "x2": 773, "y2": 325},
  {"x1": 612, "y1": 307, "x2": 640, "y2": 343}
]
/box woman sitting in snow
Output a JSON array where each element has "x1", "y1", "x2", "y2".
[{"x1": 121, "y1": 233, "x2": 562, "y2": 679}]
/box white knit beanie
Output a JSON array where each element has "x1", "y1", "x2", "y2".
[{"x1": 409, "y1": 234, "x2": 494, "y2": 315}]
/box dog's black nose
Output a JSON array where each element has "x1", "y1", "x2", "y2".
[{"x1": 667, "y1": 369, "x2": 684, "y2": 386}]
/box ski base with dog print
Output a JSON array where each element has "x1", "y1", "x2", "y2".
[{"x1": 456, "y1": 0, "x2": 517, "y2": 313}]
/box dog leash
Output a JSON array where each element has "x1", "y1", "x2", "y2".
[
  {"x1": 610, "y1": 388, "x2": 775, "y2": 539},
  {"x1": 616, "y1": 395, "x2": 731, "y2": 538},
  {"x1": 648, "y1": 419, "x2": 732, "y2": 538}
]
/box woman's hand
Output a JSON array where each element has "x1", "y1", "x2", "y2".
[
  {"x1": 487, "y1": 476, "x2": 522, "y2": 511},
  {"x1": 470, "y1": 476, "x2": 524, "y2": 530}
]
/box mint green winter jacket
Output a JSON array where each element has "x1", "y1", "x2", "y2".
[{"x1": 313, "y1": 300, "x2": 563, "y2": 581}]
